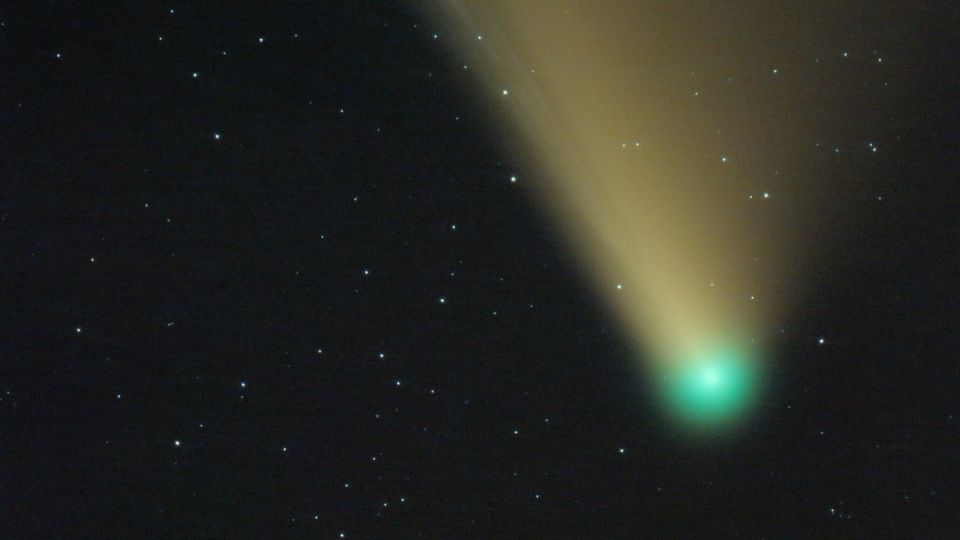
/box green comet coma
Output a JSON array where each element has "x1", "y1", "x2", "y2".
[{"x1": 661, "y1": 345, "x2": 759, "y2": 424}]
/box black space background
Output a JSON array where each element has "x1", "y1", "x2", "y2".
[{"x1": 2, "y1": 2, "x2": 960, "y2": 538}]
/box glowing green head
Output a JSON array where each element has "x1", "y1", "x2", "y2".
[{"x1": 661, "y1": 344, "x2": 759, "y2": 425}]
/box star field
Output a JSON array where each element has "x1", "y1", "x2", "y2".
[{"x1": 2, "y1": 2, "x2": 960, "y2": 537}]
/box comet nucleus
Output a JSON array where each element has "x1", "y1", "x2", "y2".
[{"x1": 661, "y1": 345, "x2": 759, "y2": 425}]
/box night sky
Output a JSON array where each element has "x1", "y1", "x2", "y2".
[{"x1": 4, "y1": 2, "x2": 960, "y2": 537}]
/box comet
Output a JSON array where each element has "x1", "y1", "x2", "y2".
[{"x1": 424, "y1": 1, "x2": 808, "y2": 429}]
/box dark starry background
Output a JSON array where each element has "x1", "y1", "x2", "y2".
[{"x1": 2, "y1": 2, "x2": 960, "y2": 538}]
